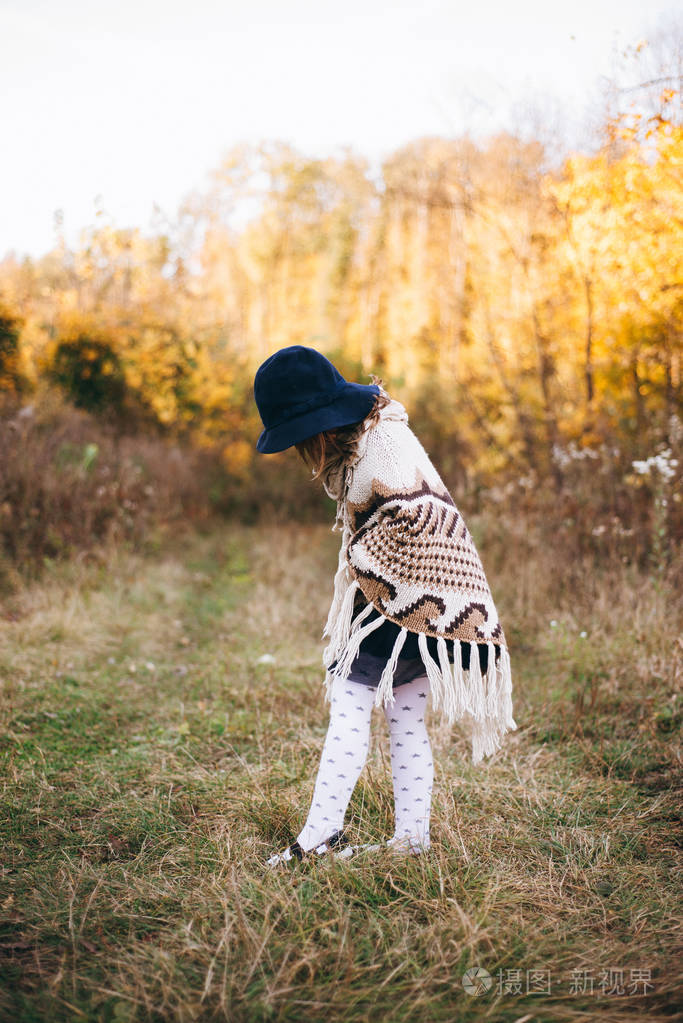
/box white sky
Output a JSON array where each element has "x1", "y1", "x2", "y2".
[{"x1": 0, "y1": 0, "x2": 678, "y2": 259}]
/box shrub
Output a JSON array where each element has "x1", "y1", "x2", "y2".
[{"x1": 48, "y1": 335, "x2": 128, "y2": 415}]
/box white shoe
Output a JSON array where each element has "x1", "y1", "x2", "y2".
[
  {"x1": 332, "y1": 842, "x2": 384, "y2": 861},
  {"x1": 386, "y1": 836, "x2": 430, "y2": 857},
  {"x1": 333, "y1": 837, "x2": 430, "y2": 861}
]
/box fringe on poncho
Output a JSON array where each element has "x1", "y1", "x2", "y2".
[{"x1": 320, "y1": 396, "x2": 517, "y2": 765}]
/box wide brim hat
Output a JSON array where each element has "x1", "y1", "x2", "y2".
[{"x1": 254, "y1": 345, "x2": 379, "y2": 454}]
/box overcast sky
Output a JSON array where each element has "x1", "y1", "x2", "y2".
[{"x1": 0, "y1": 0, "x2": 678, "y2": 259}]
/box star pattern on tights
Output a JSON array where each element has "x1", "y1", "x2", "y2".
[{"x1": 299, "y1": 677, "x2": 435, "y2": 855}]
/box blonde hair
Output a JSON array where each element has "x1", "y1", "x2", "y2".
[{"x1": 295, "y1": 375, "x2": 391, "y2": 488}]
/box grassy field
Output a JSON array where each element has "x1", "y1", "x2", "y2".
[{"x1": 1, "y1": 520, "x2": 681, "y2": 1022}]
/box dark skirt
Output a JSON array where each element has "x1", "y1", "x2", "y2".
[{"x1": 331, "y1": 603, "x2": 498, "y2": 690}]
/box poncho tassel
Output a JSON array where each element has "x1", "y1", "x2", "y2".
[
  {"x1": 469, "y1": 718, "x2": 489, "y2": 765},
  {"x1": 452, "y1": 640, "x2": 467, "y2": 718},
  {"x1": 322, "y1": 668, "x2": 335, "y2": 704},
  {"x1": 322, "y1": 525, "x2": 353, "y2": 642},
  {"x1": 417, "y1": 633, "x2": 449, "y2": 714},
  {"x1": 485, "y1": 641, "x2": 498, "y2": 717},
  {"x1": 460, "y1": 643, "x2": 517, "y2": 765},
  {"x1": 498, "y1": 645, "x2": 517, "y2": 730},
  {"x1": 436, "y1": 636, "x2": 458, "y2": 720},
  {"x1": 322, "y1": 576, "x2": 359, "y2": 667},
  {"x1": 347, "y1": 599, "x2": 376, "y2": 633},
  {"x1": 467, "y1": 641, "x2": 485, "y2": 719},
  {"x1": 374, "y1": 627, "x2": 408, "y2": 710}
]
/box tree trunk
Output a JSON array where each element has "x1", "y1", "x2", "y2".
[
  {"x1": 583, "y1": 275, "x2": 595, "y2": 410},
  {"x1": 532, "y1": 308, "x2": 563, "y2": 492},
  {"x1": 631, "y1": 350, "x2": 645, "y2": 438}
]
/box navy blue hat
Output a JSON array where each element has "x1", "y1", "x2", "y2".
[{"x1": 254, "y1": 345, "x2": 380, "y2": 454}]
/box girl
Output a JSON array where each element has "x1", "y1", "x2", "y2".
[{"x1": 253, "y1": 345, "x2": 517, "y2": 864}]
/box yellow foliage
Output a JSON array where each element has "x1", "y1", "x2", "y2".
[{"x1": 1, "y1": 104, "x2": 681, "y2": 478}]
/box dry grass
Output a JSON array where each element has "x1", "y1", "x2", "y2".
[{"x1": 0, "y1": 520, "x2": 681, "y2": 1022}]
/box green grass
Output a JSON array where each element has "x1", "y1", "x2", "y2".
[{"x1": 0, "y1": 522, "x2": 680, "y2": 1022}]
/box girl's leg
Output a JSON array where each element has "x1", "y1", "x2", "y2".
[
  {"x1": 296, "y1": 675, "x2": 376, "y2": 852},
  {"x1": 383, "y1": 674, "x2": 434, "y2": 851}
]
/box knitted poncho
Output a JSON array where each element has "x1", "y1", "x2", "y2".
[{"x1": 321, "y1": 396, "x2": 517, "y2": 764}]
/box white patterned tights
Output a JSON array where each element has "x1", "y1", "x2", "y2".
[{"x1": 296, "y1": 674, "x2": 434, "y2": 852}]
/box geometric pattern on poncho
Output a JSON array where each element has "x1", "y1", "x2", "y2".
[{"x1": 346, "y1": 469, "x2": 506, "y2": 647}]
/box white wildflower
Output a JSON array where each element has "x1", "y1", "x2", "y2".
[{"x1": 631, "y1": 449, "x2": 679, "y2": 480}]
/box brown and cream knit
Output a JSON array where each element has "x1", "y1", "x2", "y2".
[{"x1": 321, "y1": 395, "x2": 517, "y2": 764}]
